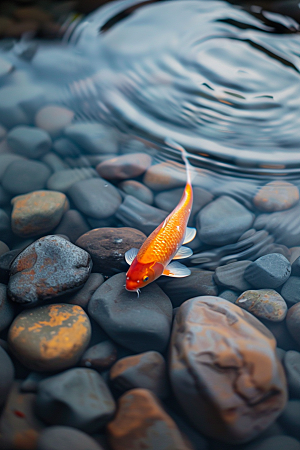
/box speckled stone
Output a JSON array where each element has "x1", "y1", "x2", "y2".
[
  {"x1": 143, "y1": 161, "x2": 187, "y2": 190},
  {"x1": 236, "y1": 289, "x2": 287, "y2": 322},
  {"x1": 65, "y1": 122, "x2": 118, "y2": 154},
  {"x1": 8, "y1": 235, "x2": 92, "y2": 305},
  {"x1": 35, "y1": 105, "x2": 74, "y2": 138},
  {"x1": 244, "y1": 253, "x2": 291, "y2": 289},
  {"x1": 118, "y1": 180, "x2": 154, "y2": 205},
  {"x1": 76, "y1": 227, "x2": 146, "y2": 275},
  {"x1": 169, "y1": 296, "x2": 287, "y2": 444},
  {"x1": 96, "y1": 153, "x2": 152, "y2": 181},
  {"x1": 80, "y1": 340, "x2": 117, "y2": 371},
  {"x1": 8, "y1": 304, "x2": 91, "y2": 371},
  {"x1": 2, "y1": 159, "x2": 51, "y2": 195},
  {"x1": 0, "y1": 346, "x2": 14, "y2": 411},
  {"x1": 11, "y1": 190, "x2": 68, "y2": 238},
  {"x1": 283, "y1": 350, "x2": 300, "y2": 398},
  {"x1": 35, "y1": 368, "x2": 115, "y2": 432},
  {"x1": 0, "y1": 283, "x2": 16, "y2": 332},
  {"x1": 286, "y1": 303, "x2": 300, "y2": 347},
  {"x1": 7, "y1": 125, "x2": 52, "y2": 158},
  {"x1": 254, "y1": 181, "x2": 299, "y2": 212},
  {"x1": 36, "y1": 426, "x2": 104, "y2": 450}
]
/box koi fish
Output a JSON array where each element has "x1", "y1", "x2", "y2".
[{"x1": 125, "y1": 138, "x2": 196, "y2": 294}]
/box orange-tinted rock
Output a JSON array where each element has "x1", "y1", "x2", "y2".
[
  {"x1": 107, "y1": 388, "x2": 192, "y2": 450},
  {"x1": 236, "y1": 289, "x2": 287, "y2": 322},
  {"x1": 169, "y1": 296, "x2": 287, "y2": 444},
  {"x1": 143, "y1": 161, "x2": 186, "y2": 191},
  {"x1": 8, "y1": 304, "x2": 91, "y2": 371},
  {"x1": 96, "y1": 153, "x2": 152, "y2": 181},
  {"x1": 254, "y1": 181, "x2": 299, "y2": 212}
]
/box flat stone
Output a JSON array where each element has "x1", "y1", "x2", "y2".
[
  {"x1": 88, "y1": 273, "x2": 172, "y2": 353},
  {"x1": 68, "y1": 178, "x2": 122, "y2": 219},
  {"x1": 283, "y1": 350, "x2": 300, "y2": 398},
  {"x1": 169, "y1": 296, "x2": 287, "y2": 443},
  {"x1": 8, "y1": 235, "x2": 92, "y2": 305},
  {"x1": 244, "y1": 253, "x2": 291, "y2": 289},
  {"x1": 76, "y1": 227, "x2": 146, "y2": 275},
  {"x1": 107, "y1": 389, "x2": 191, "y2": 450},
  {"x1": 96, "y1": 153, "x2": 152, "y2": 180},
  {"x1": 36, "y1": 426, "x2": 104, "y2": 450},
  {"x1": 7, "y1": 126, "x2": 52, "y2": 159},
  {"x1": 54, "y1": 209, "x2": 90, "y2": 243},
  {"x1": 35, "y1": 105, "x2": 74, "y2": 137},
  {"x1": 197, "y1": 196, "x2": 254, "y2": 246},
  {"x1": 286, "y1": 303, "x2": 300, "y2": 347},
  {"x1": 281, "y1": 276, "x2": 300, "y2": 306},
  {"x1": 8, "y1": 304, "x2": 91, "y2": 371},
  {"x1": 0, "y1": 346, "x2": 14, "y2": 411},
  {"x1": 254, "y1": 181, "x2": 299, "y2": 212},
  {"x1": 214, "y1": 261, "x2": 252, "y2": 291},
  {"x1": 47, "y1": 168, "x2": 98, "y2": 193},
  {"x1": 143, "y1": 161, "x2": 187, "y2": 190},
  {"x1": 0, "y1": 283, "x2": 16, "y2": 332},
  {"x1": 236, "y1": 289, "x2": 287, "y2": 322},
  {"x1": 81, "y1": 340, "x2": 117, "y2": 371},
  {"x1": 2, "y1": 159, "x2": 51, "y2": 195},
  {"x1": 212, "y1": 180, "x2": 257, "y2": 210},
  {"x1": 65, "y1": 122, "x2": 118, "y2": 154},
  {"x1": 118, "y1": 180, "x2": 154, "y2": 205},
  {"x1": 11, "y1": 190, "x2": 68, "y2": 238},
  {"x1": 35, "y1": 368, "x2": 115, "y2": 432}
]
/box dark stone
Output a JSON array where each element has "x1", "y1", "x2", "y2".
[
  {"x1": 261, "y1": 318, "x2": 300, "y2": 352},
  {"x1": 281, "y1": 276, "x2": 300, "y2": 305},
  {"x1": 277, "y1": 400, "x2": 300, "y2": 440},
  {"x1": 35, "y1": 368, "x2": 116, "y2": 433},
  {"x1": 7, "y1": 125, "x2": 52, "y2": 159},
  {"x1": 0, "y1": 283, "x2": 16, "y2": 332},
  {"x1": 244, "y1": 253, "x2": 291, "y2": 289},
  {"x1": 76, "y1": 227, "x2": 146, "y2": 275},
  {"x1": 8, "y1": 235, "x2": 92, "y2": 305},
  {"x1": 0, "y1": 248, "x2": 21, "y2": 284},
  {"x1": 283, "y1": 350, "x2": 300, "y2": 399},
  {"x1": 96, "y1": 153, "x2": 152, "y2": 180},
  {"x1": 80, "y1": 340, "x2": 118, "y2": 371},
  {"x1": 54, "y1": 209, "x2": 91, "y2": 243},
  {"x1": 253, "y1": 181, "x2": 299, "y2": 212},
  {"x1": 118, "y1": 180, "x2": 154, "y2": 205},
  {"x1": 212, "y1": 180, "x2": 257, "y2": 210},
  {"x1": 0, "y1": 241, "x2": 9, "y2": 256},
  {"x1": 88, "y1": 273, "x2": 172, "y2": 353},
  {"x1": 276, "y1": 347, "x2": 286, "y2": 363},
  {"x1": 292, "y1": 256, "x2": 300, "y2": 276},
  {"x1": 243, "y1": 435, "x2": 300, "y2": 450},
  {"x1": 47, "y1": 168, "x2": 98, "y2": 193},
  {"x1": 0, "y1": 208, "x2": 12, "y2": 245},
  {"x1": 69, "y1": 273, "x2": 105, "y2": 309},
  {"x1": 53, "y1": 137, "x2": 81, "y2": 158},
  {"x1": 21, "y1": 371, "x2": 50, "y2": 393},
  {"x1": 64, "y1": 122, "x2": 118, "y2": 155},
  {"x1": 214, "y1": 260, "x2": 252, "y2": 291},
  {"x1": 0, "y1": 185, "x2": 11, "y2": 207},
  {"x1": 8, "y1": 304, "x2": 91, "y2": 371},
  {"x1": 219, "y1": 289, "x2": 240, "y2": 303},
  {"x1": 37, "y1": 426, "x2": 104, "y2": 450},
  {"x1": 236, "y1": 289, "x2": 287, "y2": 322},
  {"x1": 41, "y1": 152, "x2": 66, "y2": 173},
  {"x1": 2, "y1": 159, "x2": 51, "y2": 195},
  {"x1": 0, "y1": 346, "x2": 14, "y2": 411},
  {"x1": 0, "y1": 153, "x2": 24, "y2": 180},
  {"x1": 286, "y1": 303, "x2": 300, "y2": 347}
]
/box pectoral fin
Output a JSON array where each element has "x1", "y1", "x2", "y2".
[
  {"x1": 162, "y1": 261, "x2": 191, "y2": 277},
  {"x1": 125, "y1": 248, "x2": 138, "y2": 265},
  {"x1": 183, "y1": 227, "x2": 196, "y2": 244},
  {"x1": 173, "y1": 246, "x2": 193, "y2": 260}
]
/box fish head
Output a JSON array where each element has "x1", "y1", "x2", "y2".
[{"x1": 125, "y1": 260, "x2": 163, "y2": 292}]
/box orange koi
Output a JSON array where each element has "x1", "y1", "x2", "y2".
[{"x1": 125, "y1": 139, "x2": 196, "y2": 295}]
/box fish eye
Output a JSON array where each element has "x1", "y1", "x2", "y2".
[{"x1": 143, "y1": 275, "x2": 149, "y2": 282}]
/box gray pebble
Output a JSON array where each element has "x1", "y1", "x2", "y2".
[
  {"x1": 65, "y1": 122, "x2": 118, "y2": 154},
  {"x1": 283, "y1": 350, "x2": 300, "y2": 398},
  {"x1": 244, "y1": 253, "x2": 291, "y2": 289},
  {"x1": 36, "y1": 426, "x2": 104, "y2": 450},
  {"x1": 69, "y1": 273, "x2": 105, "y2": 309},
  {"x1": 47, "y1": 168, "x2": 98, "y2": 193},
  {"x1": 281, "y1": 276, "x2": 300, "y2": 306},
  {"x1": 118, "y1": 180, "x2": 154, "y2": 205},
  {"x1": 2, "y1": 159, "x2": 51, "y2": 195},
  {"x1": 219, "y1": 289, "x2": 240, "y2": 303},
  {"x1": 214, "y1": 260, "x2": 252, "y2": 291},
  {"x1": 80, "y1": 340, "x2": 117, "y2": 371},
  {"x1": 7, "y1": 125, "x2": 52, "y2": 158},
  {"x1": 0, "y1": 283, "x2": 16, "y2": 332}
]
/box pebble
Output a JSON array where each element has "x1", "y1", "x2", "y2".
[
  {"x1": 244, "y1": 253, "x2": 291, "y2": 289},
  {"x1": 0, "y1": 283, "x2": 16, "y2": 332},
  {"x1": 0, "y1": 56, "x2": 13, "y2": 79},
  {"x1": 0, "y1": 184, "x2": 11, "y2": 207},
  {"x1": 0, "y1": 153, "x2": 24, "y2": 180},
  {"x1": 35, "y1": 105, "x2": 74, "y2": 137},
  {"x1": 53, "y1": 137, "x2": 81, "y2": 158},
  {"x1": 7, "y1": 125, "x2": 52, "y2": 159},
  {"x1": 277, "y1": 400, "x2": 300, "y2": 441},
  {"x1": 47, "y1": 167, "x2": 98, "y2": 193},
  {"x1": 81, "y1": 340, "x2": 118, "y2": 371},
  {"x1": 41, "y1": 152, "x2": 66, "y2": 173},
  {"x1": 107, "y1": 388, "x2": 192, "y2": 450},
  {"x1": 281, "y1": 276, "x2": 300, "y2": 305},
  {"x1": 244, "y1": 435, "x2": 300, "y2": 450},
  {"x1": 65, "y1": 122, "x2": 118, "y2": 154},
  {"x1": 291, "y1": 255, "x2": 300, "y2": 276},
  {"x1": 0, "y1": 240, "x2": 9, "y2": 256},
  {"x1": 54, "y1": 209, "x2": 90, "y2": 243},
  {"x1": 253, "y1": 181, "x2": 299, "y2": 212},
  {"x1": 35, "y1": 368, "x2": 116, "y2": 432},
  {"x1": 8, "y1": 304, "x2": 91, "y2": 371},
  {"x1": 118, "y1": 180, "x2": 154, "y2": 205},
  {"x1": 0, "y1": 346, "x2": 14, "y2": 410},
  {"x1": 88, "y1": 272, "x2": 173, "y2": 353},
  {"x1": 8, "y1": 235, "x2": 92, "y2": 305},
  {"x1": 2, "y1": 159, "x2": 51, "y2": 195},
  {"x1": 214, "y1": 260, "x2": 252, "y2": 291},
  {"x1": 69, "y1": 272, "x2": 104, "y2": 310},
  {"x1": 96, "y1": 153, "x2": 152, "y2": 180},
  {"x1": 21, "y1": 371, "x2": 50, "y2": 394},
  {"x1": 11, "y1": 190, "x2": 68, "y2": 238},
  {"x1": 169, "y1": 296, "x2": 287, "y2": 443},
  {"x1": 212, "y1": 180, "x2": 257, "y2": 210},
  {"x1": 236, "y1": 289, "x2": 288, "y2": 322},
  {"x1": 289, "y1": 247, "x2": 300, "y2": 264},
  {"x1": 0, "y1": 248, "x2": 21, "y2": 284},
  {"x1": 143, "y1": 161, "x2": 190, "y2": 191},
  {"x1": 283, "y1": 350, "x2": 300, "y2": 398},
  {"x1": 197, "y1": 195, "x2": 254, "y2": 246},
  {"x1": 76, "y1": 227, "x2": 146, "y2": 275},
  {"x1": 36, "y1": 426, "x2": 104, "y2": 450},
  {"x1": 286, "y1": 303, "x2": 300, "y2": 347},
  {"x1": 219, "y1": 289, "x2": 240, "y2": 303},
  {"x1": 0, "y1": 207, "x2": 11, "y2": 244},
  {"x1": 68, "y1": 177, "x2": 122, "y2": 219},
  {"x1": 110, "y1": 351, "x2": 169, "y2": 399}
]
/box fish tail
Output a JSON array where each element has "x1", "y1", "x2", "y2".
[{"x1": 164, "y1": 137, "x2": 193, "y2": 186}]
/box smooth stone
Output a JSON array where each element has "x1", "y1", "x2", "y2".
[
  {"x1": 157, "y1": 268, "x2": 218, "y2": 308},
  {"x1": 236, "y1": 289, "x2": 287, "y2": 322},
  {"x1": 36, "y1": 368, "x2": 115, "y2": 432},
  {"x1": 36, "y1": 426, "x2": 104, "y2": 450},
  {"x1": 2, "y1": 159, "x2": 51, "y2": 195},
  {"x1": 115, "y1": 195, "x2": 168, "y2": 235},
  {"x1": 69, "y1": 273, "x2": 105, "y2": 310},
  {"x1": 120, "y1": 138, "x2": 151, "y2": 154},
  {"x1": 143, "y1": 161, "x2": 187, "y2": 190},
  {"x1": 41, "y1": 152, "x2": 67, "y2": 173},
  {"x1": 21, "y1": 371, "x2": 50, "y2": 393},
  {"x1": 88, "y1": 273, "x2": 172, "y2": 353},
  {"x1": 261, "y1": 319, "x2": 300, "y2": 352},
  {"x1": 169, "y1": 296, "x2": 287, "y2": 443},
  {"x1": 244, "y1": 435, "x2": 300, "y2": 450},
  {"x1": 0, "y1": 56, "x2": 13, "y2": 78},
  {"x1": 292, "y1": 255, "x2": 300, "y2": 276},
  {"x1": 8, "y1": 304, "x2": 91, "y2": 371},
  {"x1": 118, "y1": 180, "x2": 154, "y2": 205},
  {"x1": 219, "y1": 289, "x2": 240, "y2": 303},
  {"x1": 254, "y1": 181, "x2": 299, "y2": 212},
  {"x1": 54, "y1": 209, "x2": 90, "y2": 243},
  {"x1": 277, "y1": 400, "x2": 300, "y2": 440},
  {"x1": 0, "y1": 184, "x2": 11, "y2": 206},
  {"x1": 68, "y1": 178, "x2": 122, "y2": 220},
  {"x1": 0, "y1": 283, "x2": 16, "y2": 332},
  {"x1": 197, "y1": 195, "x2": 254, "y2": 246},
  {"x1": 0, "y1": 248, "x2": 21, "y2": 284},
  {"x1": 65, "y1": 122, "x2": 118, "y2": 154},
  {"x1": 35, "y1": 105, "x2": 74, "y2": 137},
  {"x1": 0, "y1": 207, "x2": 11, "y2": 244},
  {"x1": 107, "y1": 388, "x2": 191, "y2": 450},
  {"x1": 0, "y1": 124, "x2": 7, "y2": 140},
  {"x1": 76, "y1": 227, "x2": 146, "y2": 275},
  {"x1": 80, "y1": 340, "x2": 117, "y2": 371},
  {"x1": 212, "y1": 180, "x2": 257, "y2": 210},
  {"x1": 7, "y1": 125, "x2": 52, "y2": 159},
  {"x1": 214, "y1": 260, "x2": 252, "y2": 291},
  {"x1": 286, "y1": 303, "x2": 300, "y2": 347},
  {"x1": 47, "y1": 168, "x2": 98, "y2": 193},
  {"x1": 96, "y1": 153, "x2": 152, "y2": 180},
  {"x1": 0, "y1": 153, "x2": 24, "y2": 180},
  {"x1": 110, "y1": 351, "x2": 169, "y2": 399},
  {"x1": 276, "y1": 347, "x2": 286, "y2": 362},
  {"x1": 0, "y1": 240, "x2": 9, "y2": 256},
  {"x1": 244, "y1": 253, "x2": 291, "y2": 289},
  {"x1": 281, "y1": 276, "x2": 300, "y2": 305},
  {"x1": 0, "y1": 346, "x2": 14, "y2": 411},
  {"x1": 11, "y1": 190, "x2": 68, "y2": 238},
  {"x1": 283, "y1": 350, "x2": 300, "y2": 398},
  {"x1": 53, "y1": 137, "x2": 81, "y2": 157},
  {"x1": 290, "y1": 247, "x2": 300, "y2": 264}
]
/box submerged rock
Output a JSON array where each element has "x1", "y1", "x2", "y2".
[{"x1": 236, "y1": 289, "x2": 287, "y2": 322}]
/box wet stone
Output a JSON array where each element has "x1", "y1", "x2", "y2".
[
  {"x1": 143, "y1": 161, "x2": 187, "y2": 190},
  {"x1": 47, "y1": 168, "x2": 98, "y2": 193},
  {"x1": 0, "y1": 56, "x2": 13, "y2": 78},
  {"x1": 0, "y1": 207, "x2": 11, "y2": 244},
  {"x1": 53, "y1": 137, "x2": 81, "y2": 158},
  {"x1": 2, "y1": 159, "x2": 51, "y2": 195},
  {"x1": 88, "y1": 273, "x2": 173, "y2": 353},
  {"x1": 0, "y1": 153, "x2": 24, "y2": 180},
  {"x1": 0, "y1": 184, "x2": 11, "y2": 207},
  {"x1": 286, "y1": 303, "x2": 300, "y2": 347},
  {"x1": 68, "y1": 177, "x2": 122, "y2": 219},
  {"x1": 0, "y1": 240, "x2": 9, "y2": 256},
  {"x1": 35, "y1": 368, "x2": 116, "y2": 432},
  {"x1": 292, "y1": 255, "x2": 300, "y2": 276},
  {"x1": 11, "y1": 190, "x2": 68, "y2": 238},
  {"x1": 219, "y1": 289, "x2": 240, "y2": 303},
  {"x1": 281, "y1": 276, "x2": 300, "y2": 306},
  {"x1": 253, "y1": 181, "x2": 299, "y2": 212},
  {"x1": 0, "y1": 283, "x2": 16, "y2": 332},
  {"x1": 169, "y1": 296, "x2": 287, "y2": 443},
  {"x1": 8, "y1": 303, "x2": 91, "y2": 371},
  {"x1": 110, "y1": 351, "x2": 169, "y2": 399},
  {"x1": 35, "y1": 105, "x2": 75, "y2": 138},
  {"x1": 36, "y1": 426, "x2": 105, "y2": 450},
  {"x1": 76, "y1": 227, "x2": 146, "y2": 275},
  {"x1": 107, "y1": 388, "x2": 191, "y2": 450},
  {"x1": 290, "y1": 247, "x2": 300, "y2": 264},
  {"x1": 277, "y1": 400, "x2": 300, "y2": 441},
  {"x1": 41, "y1": 152, "x2": 66, "y2": 173},
  {"x1": 283, "y1": 350, "x2": 300, "y2": 398},
  {"x1": 0, "y1": 346, "x2": 14, "y2": 411},
  {"x1": 96, "y1": 153, "x2": 152, "y2": 181},
  {"x1": 244, "y1": 253, "x2": 291, "y2": 289},
  {"x1": 8, "y1": 235, "x2": 92, "y2": 305},
  {"x1": 0, "y1": 248, "x2": 21, "y2": 284},
  {"x1": 212, "y1": 180, "x2": 257, "y2": 211},
  {"x1": 244, "y1": 435, "x2": 300, "y2": 450},
  {"x1": 118, "y1": 180, "x2": 154, "y2": 205},
  {"x1": 214, "y1": 260, "x2": 252, "y2": 291},
  {"x1": 197, "y1": 195, "x2": 254, "y2": 246},
  {"x1": 65, "y1": 122, "x2": 118, "y2": 154},
  {"x1": 21, "y1": 371, "x2": 50, "y2": 394},
  {"x1": 69, "y1": 272, "x2": 105, "y2": 310},
  {"x1": 54, "y1": 209, "x2": 90, "y2": 243},
  {"x1": 236, "y1": 289, "x2": 287, "y2": 322},
  {"x1": 7, "y1": 125, "x2": 52, "y2": 159},
  {"x1": 80, "y1": 340, "x2": 118, "y2": 371}
]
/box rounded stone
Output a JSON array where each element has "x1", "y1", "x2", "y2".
[
  {"x1": 0, "y1": 283, "x2": 16, "y2": 332},
  {"x1": 0, "y1": 346, "x2": 14, "y2": 411},
  {"x1": 54, "y1": 209, "x2": 90, "y2": 244},
  {"x1": 0, "y1": 153, "x2": 24, "y2": 180},
  {"x1": 47, "y1": 168, "x2": 98, "y2": 193},
  {"x1": 64, "y1": 122, "x2": 118, "y2": 154},
  {"x1": 277, "y1": 400, "x2": 300, "y2": 441},
  {"x1": 80, "y1": 340, "x2": 117, "y2": 371},
  {"x1": 69, "y1": 272, "x2": 105, "y2": 310},
  {"x1": 214, "y1": 261, "x2": 252, "y2": 292},
  {"x1": 7, "y1": 125, "x2": 52, "y2": 159},
  {"x1": 36, "y1": 426, "x2": 104, "y2": 450},
  {"x1": 118, "y1": 180, "x2": 154, "y2": 205},
  {"x1": 254, "y1": 181, "x2": 299, "y2": 212},
  {"x1": 11, "y1": 190, "x2": 68, "y2": 238},
  {"x1": 8, "y1": 304, "x2": 91, "y2": 371},
  {"x1": 236, "y1": 289, "x2": 288, "y2": 322},
  {"x1": 286, "y1": 303, "x2": 300, "y2": 346},
  {"x1": 281, "y1": 276, "x2": 300, "y2": 305},
  {"x1": 96, "y1": 153, "x2": 152, "y2": 180},
  {"x1": 283, "y1": 350, "x2": 300, "y2": 398},
  {"x1": 244, "y1": 253, "x2": 291, "y2": 289},
  {"x1": 2, "y1": 159, "x2": 51, "y2": 195},
  {"x1": 143, "y1": 161, "x2": 187, "y2": 190},
  {"x1": 244, "y1": 435, "x2": 300, "y2": 450},
  {"x1": 35, "y1": 105, "x2": 74, "y2": 137},
  {"x1": 0, "y1": 241, "x2": 9, "y2": 257}
]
